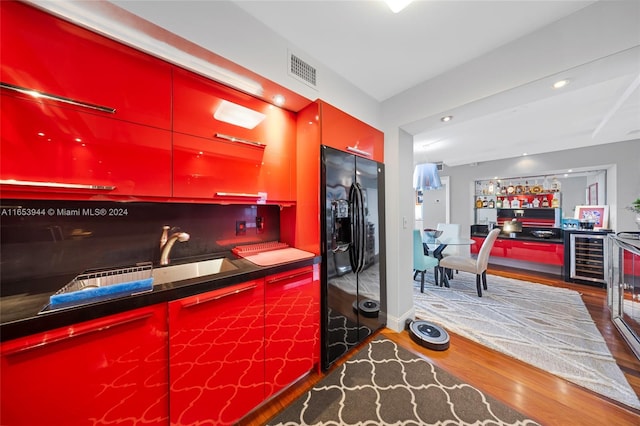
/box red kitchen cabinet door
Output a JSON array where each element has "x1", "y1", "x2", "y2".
[
  {"x1": 0, "y1": 94, "x2": 172, "y2": 198},
  {"x1": 319, "y1": 101, "x2": 384, "y2": 163},
  {"x1": 265, "y1": 265, "x2": 320, "y2": 398},
  {"x1": 172, "y1": 131, "x2": 293, "y2": 202},
  {"x1": 0, "y1": 304, "x2": 169, "y2": 425},
  {"x1": 168, "y1": 280, "x2": 265, "y2": 425},
  {"x1": 172, "y1": 68, "x2": 296, "y2": 202},
  {"x1": 0, "y1": 1, "x2": 172, "y2": 129}
]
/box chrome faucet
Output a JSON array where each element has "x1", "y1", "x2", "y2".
[{"x1": 159, "y1": 225, "x2": 190, "y2": 265}]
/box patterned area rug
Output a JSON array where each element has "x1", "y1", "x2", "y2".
[
  {"x1": 268, "y1": 336, "x2": 540, "y2": 425},
  {"x1": 413, "y1": 272, "x2": 640, "y2": 410}
]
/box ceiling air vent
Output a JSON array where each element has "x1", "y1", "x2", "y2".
[
  {"x1": 288, "y1": 51, "x2": 317, "y2": 89},
  {"x1": 436, "y1": 162, "x2": 444, "y2": 171}
]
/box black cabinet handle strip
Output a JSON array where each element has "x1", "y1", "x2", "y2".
[{"x1": 1, "y1": 82, "x2": 116, "y2": 114}]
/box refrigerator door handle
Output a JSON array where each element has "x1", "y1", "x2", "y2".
[
  {"x1": 356, "y1": 184, "x2": 366, "y2": 272},
  {"x1": 349, "y1": 183, "x2": 366, "y2": 273}
]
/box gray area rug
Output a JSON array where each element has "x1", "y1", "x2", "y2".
[
  {"x1": 268, "y1": 336, "x2": 540, "y2": 425},
  {"x1": 413, "y1": 271, "x2": 640, "y2": 410}
]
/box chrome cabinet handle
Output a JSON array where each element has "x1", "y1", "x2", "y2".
[
  {"x1": 2, "y1": 311, "x2": 153, "y2": 356},
  {"x1": 266, "y1": 269, "x2": 312, "y2": 285},
  {"x1": 214, "y1": 192, "x2": 262, "y2": 198},
  {"x1": 346, "y1": 145, "x2": 372, "y2": 157},
  {"x1": 179, "y1": 283, "x2": 258, "y2": 309},
  {"x1": 0, "y1": 179, "x2": 116, "y2": 191},
  {"x1": 214, "y1": 133, "x2": 265, "y2": 149},
  {"x1": 1, "y1": 82, "x2": 116, "y2": 114}
]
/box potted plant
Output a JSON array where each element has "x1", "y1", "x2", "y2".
[{"x1": 627, "y1": 198, "x2": 640, "y2": 228}]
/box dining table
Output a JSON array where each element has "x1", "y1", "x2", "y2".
[{"x1": 423, "y1": 235, "x2": 476, "y2": 288}]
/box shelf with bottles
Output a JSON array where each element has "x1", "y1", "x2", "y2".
[
  {"x1": 497, "y1": 193, "x2": 561, "y2": 209},
  {"x1": 474, "y1": 176, "x2": 562, "y2": 210},
  {"x1": 475, "y1": 176, "x2": 562, "y2": 197}
]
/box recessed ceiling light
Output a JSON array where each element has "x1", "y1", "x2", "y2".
[
  {"x1": 522, "y1": 153, "x2": 528, "y2": 156},
  {"x1": 440, "y1": 115, "x2": 453, "y2": 122},
  {"x1": 272, "y1": 94, "x2": 285, "y2": 106},
  {"x1": 384, "y1": 0, "x2": 413, "y2": 13},
  {"x1": 553, "y1": 79, "x2": 570, "y2": 89}
]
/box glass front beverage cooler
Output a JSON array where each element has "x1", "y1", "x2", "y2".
[{"x1": 608, "y1": 233, "x2": 640, "y2": 360}]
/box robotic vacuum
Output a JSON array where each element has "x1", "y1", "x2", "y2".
[
  {"x1": 352, "y1": 299, "x2": 380, "y2": 318},
  {"x1": 407, "y1": 319, "x2": 450, "y2": 351}
]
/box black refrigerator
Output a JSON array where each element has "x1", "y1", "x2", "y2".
[{"x1": 320, "y1": 145, "x2": 386, "y2": 370}]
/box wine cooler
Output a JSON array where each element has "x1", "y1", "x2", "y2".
[{"x1": 565, "y1": 231, "x2": 610, "y2": 287}]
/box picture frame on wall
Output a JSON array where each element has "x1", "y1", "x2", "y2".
[{"x1": 575, "y1": 205, "x2": 609, "y2": 229}]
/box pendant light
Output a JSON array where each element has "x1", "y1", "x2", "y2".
[{"x1": 413, "y1": 163, "x2": 442, "y2": 190}]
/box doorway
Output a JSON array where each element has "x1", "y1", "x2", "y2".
[{"x1": 415, "y1": 176, "x2": 450, "y2": 230}]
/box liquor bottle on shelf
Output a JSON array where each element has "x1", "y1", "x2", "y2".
[
  {"x1": 532, "y1": 197, "x2": 541, "y2": 208},
  {"x1": 551, "y1": 193, "x2": 560, "y2": 208},
  {"x1": 488, "y1": 180, "x2": 494, "y2": 194},
  {"x1": 503, "y1": 198, "x2": 510, "y2": 208},
  {"x1": 482, "y1": 197, "x2": 488, "y2": 208},
  {"x1": 511, "y1": 198, "x2": 521, "y2": 208},
  {"x1": 488, "y1": 199, "x2": 495, "y2": 208},
  {"x1": 496, "y1": 197, "x2": 503, "y2": 208},
  {"x1": 476, "y1": 197, "x2": 484, "y2": 209},
  {"x1": 542, "y1": 197, "x2": 550, "y2": 208}
]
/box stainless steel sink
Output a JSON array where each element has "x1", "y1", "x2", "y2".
[{"x1": 152, "y1": 258, "x2": 239, "y2": 285}]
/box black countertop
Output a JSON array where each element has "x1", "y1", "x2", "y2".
[{"x1": 0, "y1": 251, "x2": 321, "y2": 342}]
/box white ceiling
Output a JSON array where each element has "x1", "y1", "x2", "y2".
[
  {"x1": 232, "y1": 0, "x2": 640, "y2": 166},
  {"x1": 234, "y1": 0, "x2": 593, "y2": 102}
]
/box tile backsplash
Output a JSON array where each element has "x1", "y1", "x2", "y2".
[{"x1": 0, "y1": 199, "x2": 280, "y2": 295}]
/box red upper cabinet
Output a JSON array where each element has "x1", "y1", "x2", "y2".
[
  {"x1": 319, "y1": 101, "x2": 384, "y2": 163},
  {"x1": 1, "y1": 95, "x2": 172, "y2": 198},
  {"x1": 0, "y1": 304, "x2": 169, "y2": 425},
  {"x1": 264, "y1": 265, "x2": 320, "y2": 398},
  {"x1": 172, "y1": 68, "x2": 296, "y2": 202},
  {"x1": 168, "y1": 280, "x2": 265, "y2": 425},
  {"x1": 0, "y1": 1, "x2": 172, "y2": 130}
]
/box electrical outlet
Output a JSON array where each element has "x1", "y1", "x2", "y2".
[
  {"x1": 236, "y1": 220, "x2": 246, "y2": 236},
  {"x1": 255, "y1": 216, "x2": 264, "y2": 234}
]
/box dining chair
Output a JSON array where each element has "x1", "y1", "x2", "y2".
[
  {"x1": 438, "y1": 228, "x2": 500, "y2": 297},
  {"x1": 413, "y1": 229, "x2": 440, "y2": 292}
]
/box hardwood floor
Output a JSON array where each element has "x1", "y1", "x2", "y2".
[{"x1": 242, "y1": 267, "x2": 640, "y2": 425}]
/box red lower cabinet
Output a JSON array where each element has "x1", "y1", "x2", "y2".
[
  {"x1": 265, "y1": 265, "x2": 320, "y2": 398},
  {"x1": 168, "y1": 280, "x2": 265, "y2": 425},
  {"x1": 472, "y1": 236, "x2": 564, "y2": 265},
  {"x1": 0, "y1": 304, "x2": 169, "y2": 425}
]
